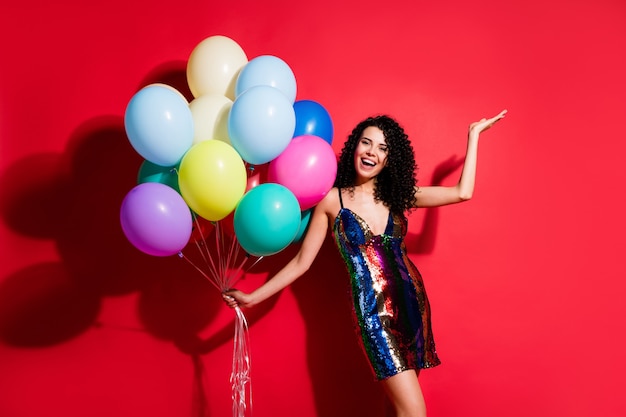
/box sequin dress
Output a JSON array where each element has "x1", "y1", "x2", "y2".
[{"x1": 332, "y1": 189, "x2": 441, "y2": 380}]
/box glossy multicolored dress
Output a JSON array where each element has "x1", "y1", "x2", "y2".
[{"x1": 332, "y1": 189, "x2": 441, "y2": 380}]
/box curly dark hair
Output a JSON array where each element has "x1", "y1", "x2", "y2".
[{"x1": 334, "y1": 115, "x2": 418, "y2": 214}]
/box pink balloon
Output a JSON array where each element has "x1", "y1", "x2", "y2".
[{"x1": 268, "y1": 135, "x2": 337, "y2": 210}]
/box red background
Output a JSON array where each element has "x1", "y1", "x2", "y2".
[{"x1": 1, "y1": 1, "x2": 625, "y2": 416}]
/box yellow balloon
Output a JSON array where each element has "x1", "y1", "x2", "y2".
[
  {"x1": 187, "y1": 36, "x2": 248, "y2": 100},
  {"x1": 189, "y1": 94, "x2": 233, "y2": 145},
  {"x1": 178, "y1": 140, "x2": 247, "y2": 221}
]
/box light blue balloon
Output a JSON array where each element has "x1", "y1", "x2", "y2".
[
  {"x1": 234, "y1": 183, "x2": 301, "y2": 256},
  {"x1": 124, "y1": 85, "x2": 194, "y2": 167},
  {"x1": 235, "y1": 55, "x2": 297, "y2": 103},
  {"x1": 228, "y1": 85, "x2": 296, "y2": 165}
]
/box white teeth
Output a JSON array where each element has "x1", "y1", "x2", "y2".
[{"x1": 362, "y1": 158, "x2": 375, "y2": 167}]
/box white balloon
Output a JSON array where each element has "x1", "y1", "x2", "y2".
[
  {"x1": 189, "y1": 94, "x2": 233, "y2": 145},
  {"x1": 187, "y1": 35, "x2": 248, "y2": 100}
]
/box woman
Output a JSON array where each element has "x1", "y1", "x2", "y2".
[{"x1": 223, "y1": 109, "x2": 507, "y2": 417}]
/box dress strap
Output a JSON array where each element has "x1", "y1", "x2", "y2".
[{"x1": 337, "y1": 188, "x2": 344, "y2": 208}]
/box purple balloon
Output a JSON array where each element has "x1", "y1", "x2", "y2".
[{"x1": 120, "y1": 182, "x2": 192, "y2": 256}]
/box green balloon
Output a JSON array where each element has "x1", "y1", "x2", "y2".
[
  {"x1": 137, "y1": 160, "x2": 180, "y2": 193},
  {"x1": 292, "y1": 208, "x2": 313, "y2": 243},
  {"x1": 234, "y1": 183, "x2": 301, "y2": 256}
]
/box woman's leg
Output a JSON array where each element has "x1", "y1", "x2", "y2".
[{"x1": 379, "y1": 370, "x2": 426, "y2": 417}]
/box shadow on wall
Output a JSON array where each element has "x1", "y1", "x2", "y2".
[
  {"x1": 0, "y1": 112, "x2": 221, "y2": 339},
  {"x1": 0, "y1": 61, "x2": 462, "y2": 417}
]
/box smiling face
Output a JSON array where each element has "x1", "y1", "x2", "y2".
[{"x1": 353, "y1": 126, "x2": 389, "y2": 182}]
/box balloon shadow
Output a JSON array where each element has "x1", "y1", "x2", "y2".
[
  {"x1": 0, "y1": 262, "x2": 101, "y2": 346},
  {"x1": 0, "y1": 111, "x2": 233, "y2": 344},
  {"x1": 140, "y1": 60, "x2": 194, "y2": 102},
  {"x1": 0, "y1": 115, "x2": 156, "y2": 346}
]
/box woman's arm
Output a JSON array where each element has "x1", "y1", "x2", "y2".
[
  {"x1": 415, "y1": 109, "x2": 507, "y2": 208},
  {"x1": 223, "y1": 190, "x2": 335, "y2": 308}
]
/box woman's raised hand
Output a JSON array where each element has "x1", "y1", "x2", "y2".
[{"x1": 469, "y1": 109, "x2": 507, "y2": 136}]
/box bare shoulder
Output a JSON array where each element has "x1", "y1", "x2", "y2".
[{"x1": 316, "y1": 187, "x2": 341, "y2": 218}]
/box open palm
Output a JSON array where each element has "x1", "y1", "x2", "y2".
[{"x1": 469, "y1": 109, "x2": 507, "y2": 135}]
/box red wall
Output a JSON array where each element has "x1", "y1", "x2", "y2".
[{"x1": 1, "y1": 1, "x2": 625, "y2": 416}]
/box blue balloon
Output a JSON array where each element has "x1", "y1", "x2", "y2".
[
  {"x1": 234, "y1": 183, "x2": 301, "y2": 256},
  {"x1": 228, "y1": 85, "x2": 296, "y2": 165},
  {"x1": 235, "y1": 55, "x2": 297, "y2": 103},
  {"x1": 293, "y1": 100, "x2": 334, "y2": 144},
  {"x1": 124, "y1": 84, "x2": 194, "y2": 167}
]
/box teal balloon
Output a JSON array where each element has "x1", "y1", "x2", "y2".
[
  {"x1": 292, "y1": 209, "x2": 313, "y2": 243},
  {"x1": 234, "y1": 183, "x2": 301, "y2": 256},
  {"x1": 137, "y1": 160, "x2": 180, "y2": 193}
]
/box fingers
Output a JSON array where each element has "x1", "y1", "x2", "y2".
[
  {"x1": 484, "y1": 110, "x2": 506, "y2": 125},
  {"x1": 469, "y1": 111, "x2": 506, "y2": 136},
  {"x1": 491, "y1": 109, "x2": 507, "y2": 121},
  {"x1": 481, "y1": 109, "x2": 508, "y2": 128},
  {"x1": 222, "y1": 292, "x2": 240, "y2": 309}
]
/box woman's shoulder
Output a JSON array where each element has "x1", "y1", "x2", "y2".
[
  {"x1": 316, "y1": 187, "x2": 341, "y2": 215},
  {"x1": 321, "y1": 186, "x2": 340, "y2": 205}
]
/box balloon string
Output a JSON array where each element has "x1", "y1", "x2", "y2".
[
  {"x1": 193, "y1": 239, "x2": 220, "y2": 282},
  {"x1": 226, "y1": 254, "x2": 247, "y2": 289},
  {"x1": 215, "y1": 221, "x2": 225, "y2": 284},
  {"x1": 225, "y1": 254, "x2": 264, "y2": 290},
  {"x1": 191, "y1": 215, "x2": 210, "y2": 263},
  {"x1": 178, "y1": 252, "x2": 221, "y2": 292},
  {"x1": 223, "y1": 227, "x2": 238, "y2": 287},
  {"x1": 247, "y1": 255, "x2": 264, "y2": 271},
  {"x1": 231, "y1": 306, "x2": 252, "y2": 417},
  {"x1": 189, "y1": 215, "x2": 267, "y2": 292},
  {"x1": 191, "y1": 215, "x2": 222, "y2": 284},
  {"x1": 184, "y1": 216, "x2": 262, "y2": 417},
  {"x1": 213, "y1": 222, "x2": 228, "y2": 289},
  {"x1": 222, "y1": 230, "x2": 243, "y2": 289}
]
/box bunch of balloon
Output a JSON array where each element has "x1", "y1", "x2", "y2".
[
  {"x1": 120, "y1": 35, "x2": 252, "y2": 417},
  {"x1": 119, "y1": 34, "x2": 336, "y2": 417}
]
